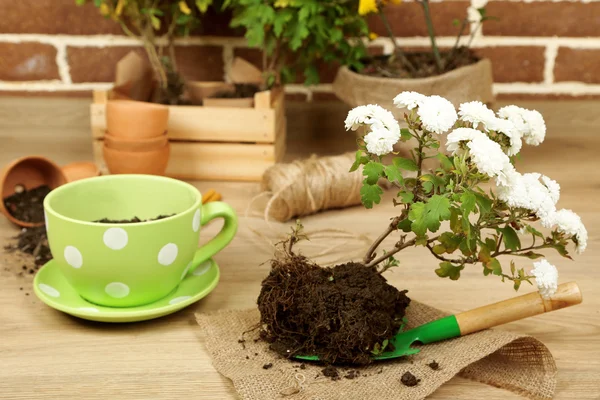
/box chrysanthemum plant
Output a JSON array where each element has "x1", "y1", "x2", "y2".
[{"x1": 347, "y1": 92, "x2": 588, "y2": 298}]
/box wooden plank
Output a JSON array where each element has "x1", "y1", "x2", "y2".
[
  {"x1": 91, "y1": 102, "x2": 277, "y2": 143},
  {"x1": 93, "y1": 140, "x2": 275, "y2": 181}
]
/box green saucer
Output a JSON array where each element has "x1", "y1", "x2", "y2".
[{"x1": 33, "y1": 258, "x2": 220, "y2": 323}]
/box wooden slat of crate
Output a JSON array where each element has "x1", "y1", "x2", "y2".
[
  {"x1": 93, "y1": 140, "x2": 282, "y2": 182},
  {"x1": 90, "y1": 88, "x2": 283, "y2": 144}
]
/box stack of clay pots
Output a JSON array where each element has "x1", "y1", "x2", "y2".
[{"x1": 103, "y1": 100, "x2": 170, "y2": 175}]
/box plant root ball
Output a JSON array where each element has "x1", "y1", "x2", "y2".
[{"x1": 257, "y1": 255, "x2": 411, "y2": 365}]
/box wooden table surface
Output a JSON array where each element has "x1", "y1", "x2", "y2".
[{"x1": 0, "y1": 98, "x2": 598, "y2": 399}]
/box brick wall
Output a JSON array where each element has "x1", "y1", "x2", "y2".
[{"x1": 1, "y1": 0, "x2": 599, "y2": 100}]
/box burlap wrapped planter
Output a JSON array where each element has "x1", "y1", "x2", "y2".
[{"x1": 333, "y1": 59, "x2": 494, "y2": 118}]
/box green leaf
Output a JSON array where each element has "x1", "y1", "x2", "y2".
[
  {"x1": 498, "y1": 226, "x2": 521, "y2": 251},
  {"x1": 420, "y1": 174, "x2": 445, "y2": 194},
  {"x1": 460, "y1": 191, "x2": 476, "y2": 218},
  {"x1": 432, "y1": 245, "x2": 446, "y2": 255},
  {"x1": 450, "y1": 208, "x2": 461, "y2": 233},
  {"x1": 435, "y1": 262, "x2": 464, "y2": 280},
  {"x1": 408, "y1": 195, "x2": 451, "y2": 236},
  {"x1": 393, "y1": 157, "x2": 418, "y2": 171},
  {"x1": 397, "y1": 218, "x2": 412, "y2": 233},
  {"x1": 360, "y1": 183, "x2": 383, "y2": 209},
  {"x1": 400, "y1": 128, "x2": 412, "y2": 142},
  {"x1": 349, "y1": 150, "x2": 368, "y2": 172},
  {"x1": 384, "y1": 164, "x2": 404, "y2": 185},
  {"x1": 398, "y1": 191, "x2": 414, "y2": 204},
  {"x1": 484, "y1": 258, "x2": 502, "y2": 276},
  {"x1": 422, "y1": 181, "x2": 434, "y2": 194},
  {"x1": 526, "y1": 225, "x2": 544, "y2": 239},
  {"x1": 437, "y1": 153, "x2": 453, "y2": 171},
  {"x1": 195, "y1": 0, "x2": 213, "y2": 13},
  {"x1": 150, "y1": 15, "x2": 161, "y2": 30},
  {"x1": 438, "y1": 232, "x2": 462, "y2": 253},
  {"x1": 519, "y1": 251, "x2": 545, "y2": 259},
  {"x1": 474, "y1": 192, "x2": 493, "y2": 215},
  {"x1": 550, "y1": 244, "x2": 572, "y2": 260},
  {"x1": 478, "y1": 244, "x2": 492, "y2": 263},
  {"x1": 514, "y1": 280, "x2": 521, "y2": 291},
  {"x1": 363, "y1": 161, "x2": 384, "y2": 185}
]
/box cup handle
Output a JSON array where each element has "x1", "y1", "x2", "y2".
[{"x1": 189, "y1": 201, "x2": 238, "y2": 272}]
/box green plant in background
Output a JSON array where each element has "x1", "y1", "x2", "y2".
[
  {"x1": 358, "y1": 0, "x2": 497, "y2": 76},
  {"x1": 223, "y1": 0, "x2": 369, "y2": 88},
  {"x1": 346, "y1": 92, "x2": 588, "y2": 298},
  {"x1": 76, "y1": 0, "x2": 213, "y2": 103}
]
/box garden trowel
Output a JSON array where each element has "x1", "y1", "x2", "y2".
[{"x1": 295, "y1": 281, "x2": 581, "y2": 362}]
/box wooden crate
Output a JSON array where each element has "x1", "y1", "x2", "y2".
[{"x1": 90, "y1": 87, "x2": 286, "y2": 181}]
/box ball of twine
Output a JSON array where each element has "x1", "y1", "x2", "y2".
[{"x1": 260, "y1": 152, "x2": 363, "y2": 222}]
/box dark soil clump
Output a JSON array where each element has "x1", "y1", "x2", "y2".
[
  {"x1": 257, "y1": 254, "x2": 411, "y2": 365},
  {"x1": 322, "y1": 366, "x2": 340, "y2": 380},
  {"x1": 345, "y1": 370, "x2": 359, "y2": 380},
  {"x1": 428, "y1": 360, "x2": 440, "y2": 370},
  {"x1": 93, "y1": 214, "x2": 174, "y2": 224},
  {"x1": 3, "y1": 185, "x2": 50, "y2": 224},
  {"x1": 4, "y1": 226, "x2": 52, "y2": 267},
  {"x1": 262, "y1": 363, "x2": 273, "y2": 370},
  {"x1": 212, "y1": 83, "x2": 260, "y2": 99},
  {"x1": 359, "y1": 47, "x2": 480, "y2": 79},
  {"x1": 401, "y1": 371, "x2": 420, "y2": 387}
]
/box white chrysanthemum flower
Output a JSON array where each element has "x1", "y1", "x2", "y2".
[
  {"x1": 364, "y1": 126, "x2": 398, "y2": 156},
  {"x1": 458, "y1": 101, "x2": 497, "y2": 130},
  {"x1": 495, "y1": 160, "x2": 518, "y2": 187},
  {"x1": 466, "y1": 136, "x2": 510, "y2": 177},
  {"x1": 417, "y1": 95, "x2": 457, "y2": 134},
  {"x1": 531, "y1": 259, "x2": 558, "y2": 299},
  {"x1": 522, "y1": 173, "x2": 556, "y2": 220},
  {"x1": 446, "y1": 127, "x2": 487, "y2": 155},
  {"x1": 393, "y1": 91, "x2": 427, "y2": 110},
  {"x1": 546, "y1": 209, "x2": 588, "y2": 254},
  {"x1": 345, "y1": 104, "x2": 401, "y2": 139},
  {"x1": 497, "y1": 172, "x2": 556, "y2": 220},
  {"x1": 541, "y1": 175, "x2": 560, "y2": 205},
  {"x1": 497, "y1": 105, "x2": 546, "y2": 146},
  {"x1": 490, "y1": 117, "x2": 523, "y2": 156}
]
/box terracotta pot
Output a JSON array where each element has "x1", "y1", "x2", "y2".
[
  {"x1": 0, "y1": 156, "x2": 68, "y2": 227},
  {"x1": 186, "y1": 81, "x2": 235, "y2": 104},
  {"x1": 104, "y1": 132, "x2": 168, "y2": 152},
  {"x1": 203, "y1": 97, "x2": 254, "y2": 108},
  {"x1": 332, "y1": 59, "x2": 495, "y2": 119},
  {"x1": 103, "y1": 142, "x2": 170, "y2": 175},
  {"x1": 106, "y1": 100, "x2": 169, "y2": 139},
  {"x1": 61, "y1": 161, "x2": 101, "y2": 182}
]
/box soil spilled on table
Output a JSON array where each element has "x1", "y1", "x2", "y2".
[
  {"x1": 212, "y1": 83, "x2": 261, "y2": 99},
  {"x1": 257, "y1": 251, "x2": 410, "y2": 365},
  {"x1": 93, "y1": 214, "x2": 174, "y2": 223},
  {"x1": 3, "y1": 185, "x2": 50, "y2": 224},
  {"x1": 359, "y1": 47, "x2": 480, "y2": 79},
  {"x1": 401, "y1": 371, "x2": 420, "y2": 387},
  {"x1": 4, "y1": 226, "x2": 52, "y2": 268}
]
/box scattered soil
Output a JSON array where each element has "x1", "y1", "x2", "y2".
[
  {"x1": 257, "y1": 255, "x2": 411, "y2": 365},
  {"x1": 322, "y1": 366, "x2": 340, "y2": 381},
  {"x1": 3, "y1": 185, "x2": 50, "y2": 224},
  {"x1": 93, "y1": 214, "x2": 174, "y2": 224},
  {"x1": 345, "y1": 370, "x2": 359, "y2": 380},
  {"x1": 428, "y1": 360, "x2": 440, "y2": 371},
  {"x1": 4, "y1": 226, "x2": 52, "y2": 267},
  {"x1": 359, "y1": 47, "x2": 480, "y2": 79},
  {"x1": 212, "y1": 83, "x2": 261, "y2": 99},
  {"x1": 401, "y1": 371, "x2": 420, "y2": 387},
  {"x1": 262, "y1": 363, "x2": 273, "y2": 370}
]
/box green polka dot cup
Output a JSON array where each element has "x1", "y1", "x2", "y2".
[{"x1": 43, "y1": 174, "x2": 237, "y2": 307}]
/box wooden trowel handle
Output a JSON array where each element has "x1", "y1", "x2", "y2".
[{"x1": 455, "y1": 281, "x2": 582, "y2": 335}]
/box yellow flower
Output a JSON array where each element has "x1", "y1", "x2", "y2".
[
  {"x1": 274, "y1": 0, "x2": 292, "y2": 7},
  {"x1": 388, "y1": 0, "x2": 402, "y2": 4},
  {"x1": 358, "y1": 0, "x2": 378, "y2": 15},
  {"x1": 99, "y1": 2, "x2": 110, "y2": 16},
  {"x1": 369, "y1": 32, "x2": 379, "y2": 40},
  {"x1": 179, "y1": 1, "x2": 192, "y2": 15}
]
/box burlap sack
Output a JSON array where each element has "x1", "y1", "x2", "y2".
[
  {"x1": 195, "y1": 301, "x2": 556, "y2": 400},
  {"x1": 333, "y1": 60, "x2": 495, "y2": 119}
]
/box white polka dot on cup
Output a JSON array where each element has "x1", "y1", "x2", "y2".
[
  {"x1": 158, "y1": 243, "x2": 178, "y2": 266},
  {"x1": 105, "y1": 282, "x2": 130, "y2": 298},
  {"x1": 103, "y1": 228, "x2": 128, "y2": 250},
  {"x1": 169, "y1": 296, "x2": 191, "y2": 305},
  {"x1": 64, "y1": 246, "x2": 83, "y2": 269},
  {"x1": 193, "y1": 260, "x2": 212, "y2": 276},
  {"x1": 192, "y1": 209, "x2": 201, "y2": 232},
  {"x1": 38, "y1": 283, "x2": 60, "y2": 298}
]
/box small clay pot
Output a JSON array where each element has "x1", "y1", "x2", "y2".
[
  {"x1": 106, "y1": 100, "x2": 169, "y2": 139},
  {"x1": 61, "y1": 161, "x2": 101, "y2": 182},
  {"x1": 203, "y1": 97, "x2": 254, "y2": 108},
  {"x1": 0, "y1": 156, "x2": 68, "y2": 227},
  {"x1": 103, "y1": 142, "x2": 170, "y2": 176},
  {"x1": 104, "y1": 132, "x2": 168, "y2": 152}
]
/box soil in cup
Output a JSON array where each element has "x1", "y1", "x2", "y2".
[
  {"x1": 93, "y1": 214, "x2": 174, "y2": 224},
  {"x1": 3, "y1": 185, "x2": 50, "y2": 224},
  {"x1": 211, "y1": 83, "x2": 260, "y2": 99}
]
